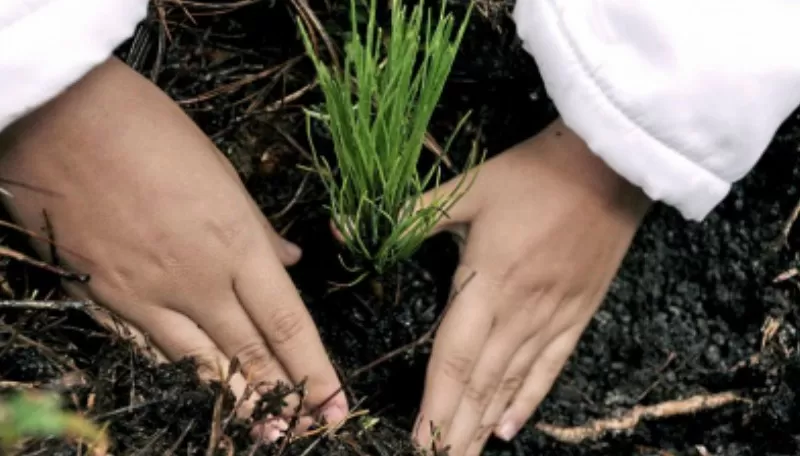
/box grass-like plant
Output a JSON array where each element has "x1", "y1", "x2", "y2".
[
  {"x1": 298, "y1": 0, "x2": 478, "y2": 274},
  {"x1": 0, "y1": 391, "x2": 108, "y2": 454}
]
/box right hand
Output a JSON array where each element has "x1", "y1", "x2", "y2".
[
  {"x1": 408, "y1": 121, "x2": 649, "y2": 455},
  {"x1": 0, "y1": 58, "x2": 348, "y2": 439}
]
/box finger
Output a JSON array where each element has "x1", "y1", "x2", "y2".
[
  {"x1": 495, "y1": 326, "x2": 583, "y2": 441},
  {"x1": 63, "y1": 282, "x2": 169, "y2": 363},
  {"x1": 465, "y1": 337, "x2": 540, "y2": 455},
  {"x1": 260, "y1": 215, "x2": 302, "y2": 266},
  {"x1": 143, "y1": 313, "x2": 258, "y2": 419},
  {"x1": 91, "y1": 298, "x2": 260, "y2": 421},
  {"x1": 412, "y1": 167, "x2": 484, "y2": 237},
  {"x1": 211, "y1": 147, "x2": 301, "y2": 266},
  {"x1": 329, "y1": 165, "x2": 486, "y2": 245},
  {"x1": 413, "y1": 266, "x2": 494, "y2": 448},
  {"x1": 148, "y1": 306, "x2": 296, "y2": 438},
  {"x1": 329, "y1": 218, "x2": 346, "y2": 244},
  {"x1": 73, "y1": 283, "x2": 302, "y2": 439},
  {"x1": 234, "y1": 244, "x2": 348, "y2": 425},
  {"x1": 187, "y1": 296, "x2": 304, "y2": 423},
  {"x1": 444, "y1": 328, "x2": 530, "y2": 456}
]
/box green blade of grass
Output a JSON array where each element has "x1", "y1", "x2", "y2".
[{"x1": 299, "y1": 0, "x2": 478, "y2": 273}]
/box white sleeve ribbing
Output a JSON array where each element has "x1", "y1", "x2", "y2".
[
  {"x1": 0, "y1": 0, "x2": 147, "y2": 132},
  {"x1": 513, "y1": 0, "x2": 800, "y2": 220}
]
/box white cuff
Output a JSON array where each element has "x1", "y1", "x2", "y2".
[
  {"x1": 0, "y1": 0, "x2": 147, "y2": 132},
  {"x1": 513, "y1": 0, "x2": 800, "y2": 221}
]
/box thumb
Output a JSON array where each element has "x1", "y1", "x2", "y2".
[
  {"x1": 411, "y1": 168, "x2": 483, "y2": 238},
  {"x1": 261, "y1": 216, "x2": 303, "y2": 266},
  {"x1": 211, "y1": 147, "x2": 303, "y2": 267},
  {"x1": 329, "y1": 169, "x2": 484, "y2": 243}
]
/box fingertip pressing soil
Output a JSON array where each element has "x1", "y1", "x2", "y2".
[{"x1": 2, "y1": 1, "x2": 800, "y2": 455}]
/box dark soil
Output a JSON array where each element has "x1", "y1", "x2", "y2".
[{"x1": 2, "y1": 1, "x2": 800, "y2": 455}]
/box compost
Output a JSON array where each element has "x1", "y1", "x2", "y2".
[{"x1": 1, "y1": 1, "x2": 799, "y2": 455}]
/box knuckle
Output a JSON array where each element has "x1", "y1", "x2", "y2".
[
  {"x1": 500, "y1": 375, "x2": 524, "y2": 394},
  {"x1": 207, "y1": 209, "x2": 253, "y2": 253},
  {"x1": 234, "y1": 341, "x2": 280, "y2": 383},
  {"x1": 541, "y1": 352, "x2": 567, "y2": 379},
  {"x1": 185, "y1": 350, "x2": 225, "y2": 381},
  {"x1": 462, "y1": 381, "x2": 493, "y2": 407},
  {"x1": 440, "y1": 353, "x2": 474, "y2": 384},
  {"x1": 474, "y1": 423, "x2": 494, "y2": 443},
  {"x1": 99, "y1": 265, "x2": 141, "y2": 301},
  {"x1": 268, "y1": 307, "x2": 307, "y2": 346}
]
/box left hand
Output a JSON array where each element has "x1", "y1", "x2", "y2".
[
  {"x1": 0, "y1": 58, "x2": 348, "y2": 438},
  {"x1": 411, "y1": 119, "x2": 651, "y2": 455}
]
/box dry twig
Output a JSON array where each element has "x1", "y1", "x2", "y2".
[
  {"x1": 422, "y1": 133, "x2": 455, "y2": 171},
  {"x1": 265, "y1": 81, "x2": 319, "y2": 113},
  {"x1": 535, "y1": 391, "x2": 746, "y2": 444},
  {"x1": 0, "y1": 300, "x2": 94, "y2": 311},
  {"x1": 178, "y1": 57, "x2": 302, "y2": 105},
  {"x1": 290, "y1": 0, "x2": 340, "y2": 68},
  {"x1": 0, "y1": 246, "x2": 88, "y2": 282},
  {"x1": 774, "y1": 196, "x2": 800, "y2": 249},
  {"x1": 161, "y1": 0, "x2": 260, "y2": 16}
]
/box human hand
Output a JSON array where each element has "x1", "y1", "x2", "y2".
[
  {"x1": 0, "y1": 58, "x2": 348, "y2": 438},
  {"x1": 411, "y1": 119, "x2": 651, "y2": 455}
]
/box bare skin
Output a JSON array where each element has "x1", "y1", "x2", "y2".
[
  {"x1": 1, "y1": 55, "x2": 651, "y2": 453},
  {"x1": 411, "y1": 119, "x2": 652, "y2": 455},
  {"x1": 0, "y1": 58, "x2": 348, "y2": 438}
]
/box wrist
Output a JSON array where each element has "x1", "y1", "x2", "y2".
[
  {"x1": 1, "y1": 57, "x2": 123, "y2": 160},
  {"x1": 535, "y1": 118, "x2": 652, "y2": 223}
]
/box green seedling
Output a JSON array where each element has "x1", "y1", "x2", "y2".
[
  {"x1": 0, "y1": 391, "x2": 108, "y2": 454},
  {"x1": 299, "y1": 0, "x2": 479, "y2": 274}
]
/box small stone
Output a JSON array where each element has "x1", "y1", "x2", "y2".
[{"x1": 705, "y1": 344, "x2": 722, "y2": 365}]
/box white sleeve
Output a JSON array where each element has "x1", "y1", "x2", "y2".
[
  {"x1": 513, "y1": 0, "x2": 800, "y2": 220},
  {"x1": 0, "y1": 0, "x2": 147, "y2": 133}
]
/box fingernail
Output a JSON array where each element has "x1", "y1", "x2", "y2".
[
  {"x1": 253, "y1": 418, "x2": 289, "y2": 443},
  {"x1": 321, "y1": 403, "x2": 347, "y2": 425},
  {"x1": 265, "y1": 426, "x2": 284, "y2": 442},
  {"x1": 329, "y1": 219, "x2": 345, "y2": 243},
  {"x1": 495, "y1": 413, "x2": 520, "y2": 442},
  {"x1": 282, "y1": 239, "x2": 302, "y2": 261}
]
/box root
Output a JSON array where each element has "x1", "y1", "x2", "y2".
[{"x1": 536, "y1": 391, "x2": 746, "y2": 444}]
